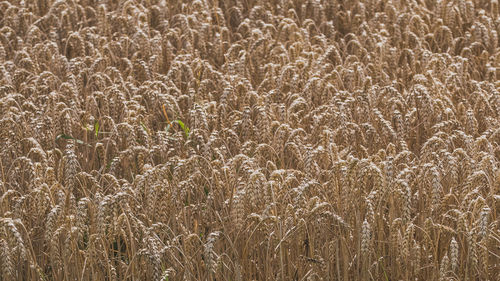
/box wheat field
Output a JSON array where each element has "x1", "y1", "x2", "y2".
[{"x1": 0, "y1": 0, "x2": 499, "y2": 280}]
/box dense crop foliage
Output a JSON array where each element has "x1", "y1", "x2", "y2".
[{"x1": 0, "y1": 0, "x2": 499, "y2": 280}]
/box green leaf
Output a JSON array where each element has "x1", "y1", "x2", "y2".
[
  {"x1": 173, "y1": 120, "x2": 190, "y2": 138},
  {"x1": 55, "y1": 134, "x2": 74, "y2": 141},
  {"x1": 140, "y1": 121, "x2": 149, "y2": 135},
  {"x1": 94, "y1": 121, "x2": 99, "y2": 137},
  {"x1": 55, "y1": 134, "x2": 91, "y2": 147}
]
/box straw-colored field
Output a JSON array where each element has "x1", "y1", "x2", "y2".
[{"x1": 0, "y1": 0, "x2": 499, "y2": 280}]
